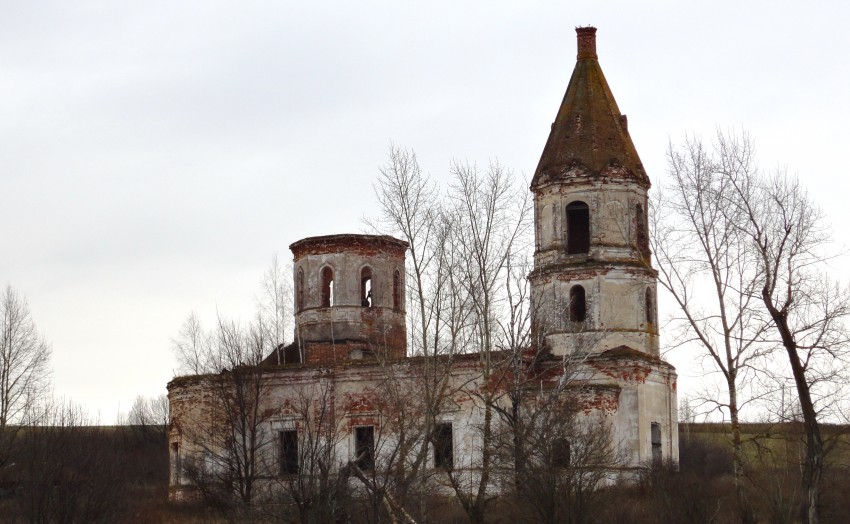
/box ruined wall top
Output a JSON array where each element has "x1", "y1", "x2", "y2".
[{"x1": 290, "y1": 234, "x2": 409, "y2": 261}]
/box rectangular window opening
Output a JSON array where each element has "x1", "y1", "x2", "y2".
[
  {"x1": 566, "y1": 202, "x2": 590, "y2": 254},
  {"x1": 651, "y1": 422, "x2": 662, "y2": 464},
  {"x1": 280, "y1": 430, "x2": 299, "y2": 475},
  {"x1": 551, "y1": 438, "x2": 571, "y2": 469},
  {"x1": 434, "y1": 423, "x2": 453, "y2": 469},
  {"x1": 355, "y1": 426, "x2": 375, "y2": 472}
]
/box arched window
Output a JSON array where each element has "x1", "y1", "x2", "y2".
[
  {"x1": 321, "y1": 267, "x2": 334, "y2": 307},
  {"x1": 566, "y1": 201, "x2": 590, "y2": 254},
  {"x1": 569, "y1": 285, "x2": 586, "y2": 322},
  {"x1": 361, "y1": 267, "x2": 373, "y2": 307},
  {"x1": 636, "y1": 203, "x2": 649, "y2": 258},
  {"x1": 297, "y1": 268, "x2": 304, "y2": 312},
  {"x1": 645, "y1": 288, "x2": 654, "y2": 324},
  {"x1": 393, "y1": 269, "x2": 401, "y2": 310}
]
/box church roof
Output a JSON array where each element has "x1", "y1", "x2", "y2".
[{"x1": 532, "y1": 27, "x2": 649, "y2": 188}]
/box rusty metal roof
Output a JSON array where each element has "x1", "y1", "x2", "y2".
[{"x1": 532, "y1": 27, "x2": 649, "y2": 188}]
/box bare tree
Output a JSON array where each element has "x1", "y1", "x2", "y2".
[
  {"x1": 0, "y1": 285, "x2": 52, "y2": 468},
  {"x1": 344, "y1": 370, "x2": 433, "y2": 524},
  {"x1": 367, "y1": 146, "x2": 476, "y2": 520},
  {"x1": 441, "y1": 159, "x2": 531, "y2": 524},
  {"x1": 173, "y1": 255, "x2": 294, "y2": 374},
  {"x1": 126, "y1": 393, "x2": 170, "y2": 445},
  {"x1": 258, "y1": 254, "x2": 294, "y2": 358},
  {"x1": 499, "y1": 408, "x2": 621, "y2": 524},
  {"x1": 170, "y1": 260, "x2": 295, "y2": 514},
  {"x1": 171, "y1": 311, "x2": 211, "y2": 375},
  {"x1": 13, "y1": 398, "x2": 130, "y2": 523},
  {"x1": 128, "y1": 394, "x2": 169, "y2": 426},
  {"x1": 368, "y1": 145, "x2": 440, "y2": 359},
  {"x1": 730, "y1": 167, "x2": 850, "y2": 524},
  {"x1": 275, "y1": 376, "x2": 353, "y2": 524},
  {"x1": 660, "y1": 131, "x2": 850, "y2": 524},
  {"x1": 484, "y1": 259, "x2": 623, "y2": 524},
  {"x1": 178, "y1": 313, "x2": 277, "y2": 512},
  {"x1": 653, "y1": 133, "x2": 772, "y2": 520},
  {"x1": 367, "y1": 149, "x2": 533, "y2": 523}
]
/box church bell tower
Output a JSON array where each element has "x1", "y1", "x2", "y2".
[{"x1": 530, "y1": 27, "x2": 658, "y2": 357}]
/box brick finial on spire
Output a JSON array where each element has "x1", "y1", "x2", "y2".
[{"x1": 576, "y1": 26, "x2": 597, "y2": 60}]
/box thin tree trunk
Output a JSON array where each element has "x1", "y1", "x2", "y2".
[
  {"x1": 727, "y1": 379, "x2": 754, "y2": 523},
  {"x1": 766, "y1": 298, "x2": 823, "y2": 524}
]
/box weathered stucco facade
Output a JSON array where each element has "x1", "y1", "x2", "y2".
[{"x1": 167, "y1": 26, "x2": 677, "y2": 503}]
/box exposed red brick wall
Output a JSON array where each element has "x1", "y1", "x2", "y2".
[
  {"x1": 305, "y1": 338, "x2": 405, "y2": 365},
  {"x1": 576, "y1": 26, "x2": 597, "y2": 60}
]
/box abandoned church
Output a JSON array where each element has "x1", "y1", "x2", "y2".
[{"x1": 167, "y1": 27, "x2": 678, "y2": 504}]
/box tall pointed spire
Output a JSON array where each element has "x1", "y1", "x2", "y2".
[{"x1": 532, "y1": 27, "x2": 648, "y2": 188}]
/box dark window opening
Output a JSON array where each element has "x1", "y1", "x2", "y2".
[
  {"x1": 355, "y1": 426, "x2": 375, "y2": 472},
  {"x1": 171, "y1": 442, "x2": 180, "y2": 485},
  {"x1": 566, "y1": 201, "x2": 590, "y2": 254},
  {"x1": 321, "y1": 267, "x2": 334, "y2": 307},
  {"x1": 552, "y1": 438, "x2": 571, "y2": 469},
  {"x1": 569, "y1": 285, "x2": 586, "y2": 323},
  {"x1": 433, "y1": 423, "x2": 453, "y2": 469},
  {"x1": 393, "y1": 270, "x2": 401, "y2": 310},
  {"x1": 280, "y1": 430, "x2": 299, "y2": 475},
  {"x1": 636, "y1": 203, "x2": 649, "y2": 258},
  {"x1": 651, "y1": 422, "x2": 662, "y2": 464},
  {"x1": 645, "y1": 288, "x2": 654, "y2": 324},
  {"x1": 361, "y1": 267, "x2": 373, "y2": 307},
  {"x1": 297, "y1": 269, "x2": 304, "y2": 312},
  {"x1": 282, "y1": 343, "x2": 301, "y2": 364}
]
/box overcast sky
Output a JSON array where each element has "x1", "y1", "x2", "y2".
[{"x1": 2, "y1": 1, "x2": 849, "y2": 423}]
